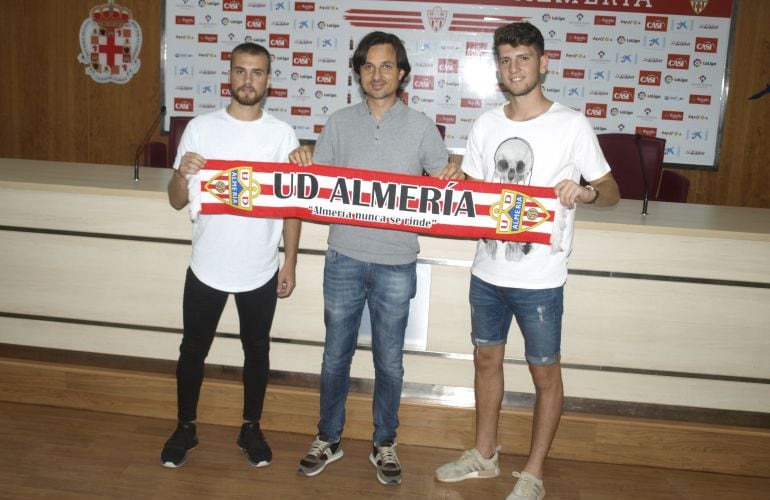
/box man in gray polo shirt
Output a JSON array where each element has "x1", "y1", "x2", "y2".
[{"x1": 290, "y1": 31, "x2": 462, "y2": 485}]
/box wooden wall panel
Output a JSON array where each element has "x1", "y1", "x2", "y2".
[
  {"x1": 0, "y1": 0, "x2": 767, "y2": 207},
  {"x1": 680, "y1": 0, "x2": 770, "y2": 208},
  {"x1": 0, "y1": 0, "x2": 164, "y2": 166}
]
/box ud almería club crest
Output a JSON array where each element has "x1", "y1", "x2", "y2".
[{"x1": 78, "y1": 1, "x2": 142, "y2": 84}]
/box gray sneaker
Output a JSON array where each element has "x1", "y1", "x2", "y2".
[
  {"x1": 435, "y1": 448, "x2": 500, "y2": 482},
  {"x1": 506, "y1": 471, "x2": 545, "y2": 500},
  {"x1": 369, "y1": 441, "x2": 401, "y2": 485},
  {"x1": 297, "y1": 435, "x2": 343, "y2": 477}
]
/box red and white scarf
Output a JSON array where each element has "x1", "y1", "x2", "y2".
[{"x1": 199, "y1": 160, "x2": 564, "y2": 245}]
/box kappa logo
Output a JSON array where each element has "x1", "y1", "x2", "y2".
[
  {"x1": 490, "y1": 190, "x2": 551, "y2": 235},
  {"x1": 205, "y1": 167, "x2": 260, "y2": 211}
]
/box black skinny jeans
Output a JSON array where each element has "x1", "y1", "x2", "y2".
[{"x1": 176, "y1": 267, "x2": 278, "y2": 423}]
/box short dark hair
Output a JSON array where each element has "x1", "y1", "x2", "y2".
[
  {"x1": 493, "y1": 22, "x2": 545, "y2": 59},
  {"x1": 352, "y1": 31, "x2": 411, "y2": 96},
  {"x1": 230, "y1": 42, "x2": 271, "y2": 73}
]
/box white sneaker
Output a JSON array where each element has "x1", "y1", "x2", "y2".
[
  {"x1": 506, "y1": 471, "x2": 545, "y2": 500},
  {"x1": 435, "y1": 447, "x2": 500, "y2": 483}
]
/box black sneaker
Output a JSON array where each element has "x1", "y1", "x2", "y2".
[
  {"x1": 297, "y1": 434, "x2": 343, "y2": 477},
  {"x1": 369, "y1": 440, "x2": 401, "y2": 485},
  {"x1": 237, "y1": 422, "x2": 272, "y2": 467},
  {"x1": 160, "y1": 422, "x2": 198, "y2": 468}
]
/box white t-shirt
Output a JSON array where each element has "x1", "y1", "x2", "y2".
[
  {"x1": 173, "y1": 108, "x2": 299, "y2": 293},
  {"x1": 462, "y1": 102, "x2": 610, "y2": 289}
]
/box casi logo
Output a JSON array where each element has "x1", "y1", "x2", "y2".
[
  {"x1": 689, "y1": 94, "x2": 711, "y2": 105},
  {"x1": 563, "y1": 68, "x2": 585, "y2": 79},
  {"x1": 695, "y1": 37, "x2": 718, "y2": 53},
  {"x1": 438, "y1": 59, "x2": 459, "y2": 73},
  {"x1": 594, "y1": 15, "x2": 616, "y2": 26},
  {"x1": 292, "y1": 52, "x2": 313, "y2": 66},
  {"x1": 221, "y1": 51, "x2": 232, "y2": 61},
  {"x1": 220, "y1": 83, "x2": 231, "y2": 97},
  {"x1": 544, "y1": 50, "x2": 561, "y2": 60},
  {"x1": 413, "y1": 75, "x2": 435, "y2": 90},
  {"x1": 291, "y1": 106, "x2": 312, "y2": 116},
  {"x1": 636, "y1": 127, "x2": 657, "y2": 136},
  {"x1": 295, "y1": 2, "x2": 315, "y2": 11},
  {"x1": 198, "y1": 34, "x2": 218, "y2": 43},
  {"x1": 436, "y1": 114, "x2": 456, "y2": 124},
  {"x1": 566, "y1": 33, "x2": 588, "y2": 43},
  {"x1": 315, "y1": 70, "x2": 336, "y2": 85},
  {"x1": 269, "y1": 34, "x2": 290, "y2": 48},
  {"x1": 460, "y1": 98, "x2": 482, "y2": 108},
  {"x1": 612, "y1": 87, "x2": 635, "y2": 102},
  {"x1": 174, "y1": 97, "x2": 194, "y2": 112},
  {"x1": 222, "y1": 1, "x2": 243, "y2": 12},
  {"x1": 268, "y1": 88, "x2": 288, "y2": 97},
  {"x1": 638, "y1": 70, "x2": 661, "y2": 86},
  {"x1": 466, "y1": 42, "x2": 488, "y2": 56},
  {"x1": 585, "y1": 103, "x2": 607, "y2": 118},
  {"x1": 667, "y1": 53, "x2": 690, "y2": 69},
  {"x1": 246, "y1": 16, "x2": 266, "y2": 29},
  {"x1": 176, "y1": 15, "x2": 195, "y2": 25},
  {"x1": 645, "y1": 16, "x2": 668, "y2": 32},
  {"x1": 662, "y1": 110, "x2": 684, "y2": 120}
]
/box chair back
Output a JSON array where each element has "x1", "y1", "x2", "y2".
[
  {"x1": 143, "y1": 141, "x2": 168, "y2": 168},
  {"x1": 657, "y1": 169, "x2": 690, "y2": 203},
  {"x1": 167, "y1": 116, "x2": 194, "y2": 167},
  {"x1": 597, "y1": 133, "x2": 665, "y2": 201}
]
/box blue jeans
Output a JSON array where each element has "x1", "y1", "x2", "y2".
[
  {"x1": 469, "y1": 274, "x2": 563, "y2": 366},
  {"x1": 318, "y1": 249, "x2": 417, "y2": 444}
]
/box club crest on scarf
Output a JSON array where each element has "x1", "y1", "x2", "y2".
[
  {"x1": 490, "y1": 189, "x2": 551, "y2": 235},
  {"x1": 204, "y1": 166, "x2": 261, "y2": 210}
]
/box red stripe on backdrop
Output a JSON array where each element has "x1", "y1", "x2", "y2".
[{"x1": 366, "y1": 0, "x2": 733, "y2": 17}]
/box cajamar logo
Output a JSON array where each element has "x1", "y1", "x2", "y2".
[
  {"x1": 205, "y1": 167, "x2": 261, "y2": 210},
  {"x1": 490, "y1": 189, "x2": 551, "y2": 235}
]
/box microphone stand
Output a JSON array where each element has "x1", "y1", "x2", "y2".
[
  {"x1": 635, "y1": 134, "x2": 649, "y2": 215},
  {"x1": 133, "y1": 106, "x2": 166, "y2": 182}
]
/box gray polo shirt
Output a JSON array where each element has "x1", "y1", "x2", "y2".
[{"x1": 313, "y1": 99, "x2": 448, "y2": 265}]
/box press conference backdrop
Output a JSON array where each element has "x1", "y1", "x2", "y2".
[{"x1": 162, "y1": 0, "x2": 736, "y2": 170}]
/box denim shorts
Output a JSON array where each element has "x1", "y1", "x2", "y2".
[{"x1": 469, "y1": 274, "x2": 563, "y2": 366}]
